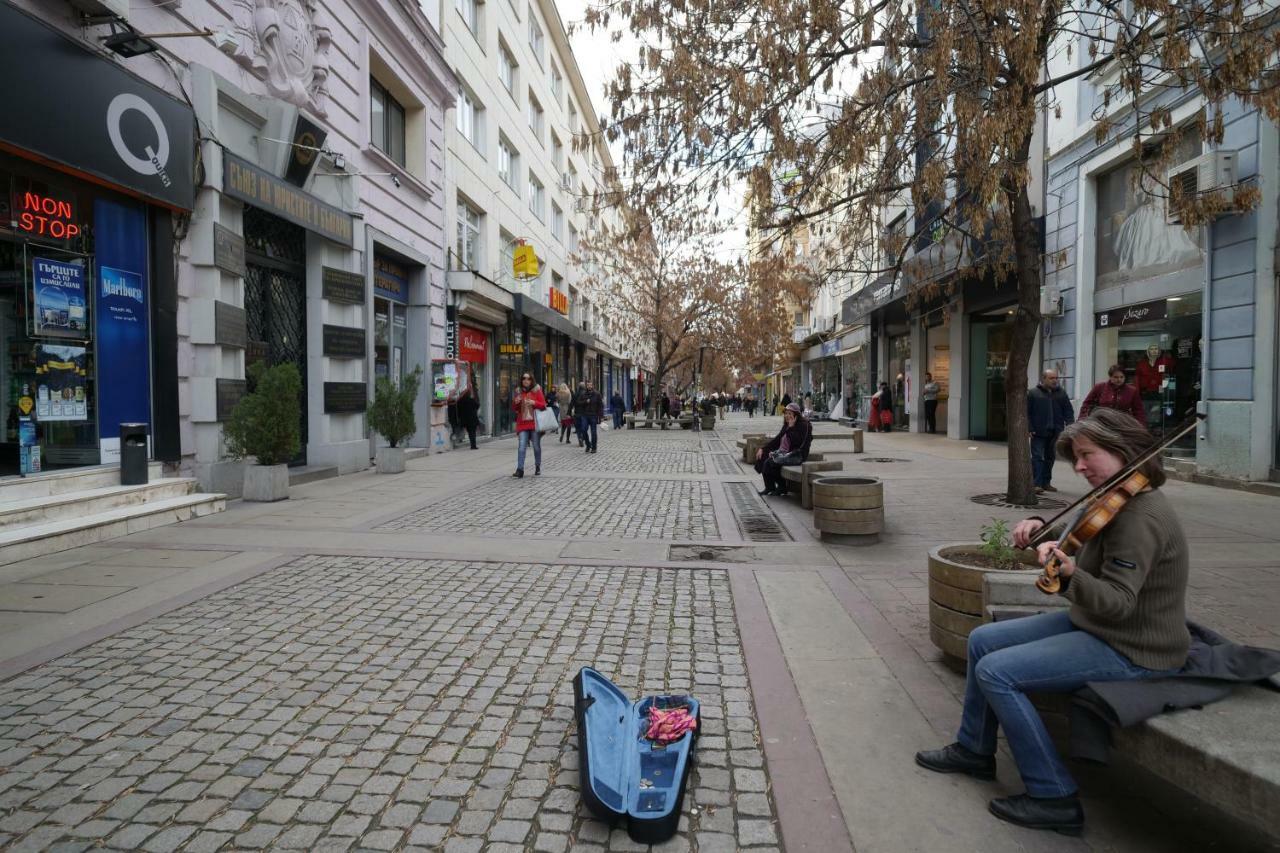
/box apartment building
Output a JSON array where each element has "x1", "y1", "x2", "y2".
[{"x1": 442, "y1": 0, "x2": 630, "y2": 436}]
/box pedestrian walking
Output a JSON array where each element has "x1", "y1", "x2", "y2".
[
  {"x1": 780, "y1": 392, "x2": 792, "y2": 414},
  {"x1": 870, "y1": 382, "x2": 893, "y2": 432},
  {"x1": 771, "y1": 394, "x2": 779, "y2": 415},
  {"x1": 668, "y1": 388, "x2": 681, "y2": 420},
  {"x1": 753, "y1": 402, "x2": 812, "y2": 496},
  {"x1": 1080, "y1": 366, "x2": 1146, "y2": 425},
  {"x1": 659, "y1": 388, "x2": 671, "y2": 420},
  {"x1": 511, "y1": 372, "x2": 546, "y2": 478},
  {"x1": 915, "y1": 409, "x2": 1193, "y2": 836},
  {"x1": 557, "y1": 382, "x2": 574, "y2": 443},
  {"x1": 576, "y1": 380, "x2": 604, "y2": 453},
  {"x1": 457, "y1": 377, "x2": 481, "y2": 450},
  {"x1": 922, "y1": 372, "x2": 941, "y2": 434},
  {"x1": 1027, "y1": 369, "x2": 1075, "y2": 492},
  {"x1": 610, "y1": 390, "x2": 625, "y2": 429}
]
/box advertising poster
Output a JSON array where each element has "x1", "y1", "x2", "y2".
[
  {"x1": 18, "y1": 417, "x2": 39, "y2": 475},
  {"x1": 431, "y1": 359, "x2": 471, "y2": 404},
  {"x1": 32, "y1": 256, "x2": 88, "y2": 337},
  {"x1": 34, "y1": 343, "x2": 89, "y2": 421}
]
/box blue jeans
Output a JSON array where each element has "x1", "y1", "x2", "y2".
[
  {"x1": 1030, "y1": 431, "x2": 1059, "y2": 487},
  {"x1": 612, "y1": 409, "x2": 624, "y2": 429},
  {"x1": 579, "y1": 417, "x2": 598, "y2": 450},
  {"x1": 516, "y1": 429, "x2": 541, "y2": 471},
  {"x1": 957, "y1": 611, "x2": 1177, "y2": 797}
]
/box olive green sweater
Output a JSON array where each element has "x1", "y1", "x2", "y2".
[{"x1": 1060, "y1": 489, "x2": 1191, "y2": 671}]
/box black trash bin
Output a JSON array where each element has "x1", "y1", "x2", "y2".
[{"x1": 119, "y1": 423, "x2": 149, "y2": 486}]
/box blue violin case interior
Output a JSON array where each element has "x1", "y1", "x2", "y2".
[{"x1": 573, "y1": 666, "x2": 700, "y2": 844}]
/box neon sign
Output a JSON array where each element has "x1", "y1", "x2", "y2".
[
  {"x1": 17, "y1": 192, "x2": 81, "y2": 240},
  {"x1": 549, "y1": 286, "x2": 569, "y2": 315}
]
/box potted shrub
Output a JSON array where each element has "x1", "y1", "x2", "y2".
[
  {"x1": 367, "y1": 367, "x2": 422, "y2": 474},
  {"x1": 223, "y1": 362, "x2": 302, "y2": 502},
  {"x1": 927, "y1": 518, "x2": 1040, "y2": 666}
]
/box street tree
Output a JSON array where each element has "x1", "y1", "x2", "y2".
[{"x1": 585, "y1": 0, "x2": 1280, "y2": 504}]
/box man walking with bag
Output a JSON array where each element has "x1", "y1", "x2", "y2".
[
  {"x1": 576, "y1": 380, "x2": 604, "y2": 454},
  {"x1": 1026, "y1": 368, "x2": 1074, "y2": 493}
]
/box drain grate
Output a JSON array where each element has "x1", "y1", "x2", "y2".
[
  {"x1": 712, "y1": 453, "x2": 741, "y2": 474},
  {"x1": 669, "y1": 544, "x2": 757, "y2": 563},
  {"x1": 705, "y1": 438, "x2": 728, "y2": 451},
  {"x1": 971, "y1": 492, "x2": 1069, "y2": 509},
  {"x1": 724, "y1": 481, "x2": 791, "y2": 542},
  {"x1": 858, "y1": 457, "x2": 909, "y2": 463}
]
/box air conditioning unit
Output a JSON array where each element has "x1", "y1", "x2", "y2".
[
  {"x1": 1165, "y1": 150, "x2": 1237, "y2": 224},
  {"x1": 1040, "y1": 285, "x2": 1063, "y2": 317}
]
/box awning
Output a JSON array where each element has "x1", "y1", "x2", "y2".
[{"x1": 514, "y1": 294, "x2": 595, "y2": 347}]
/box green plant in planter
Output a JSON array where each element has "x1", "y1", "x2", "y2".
[
  {"x1": 367, "y1": 367, "x2": 423, "y2": 447},
  {"x1": 223, "y1": 361, "x2": 302, "y2": 466},
  {"x1": 979, "y1": 517, "x2": 1020, "y2": 570}
]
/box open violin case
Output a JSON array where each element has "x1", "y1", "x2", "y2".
[{"x1": 573, "y1": 667, "x2": 701, "y2": 844}]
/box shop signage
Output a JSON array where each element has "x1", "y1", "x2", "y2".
[
  {"x1": 821, "y1": 339, "x2": 840, "y2": 357},
  {"x1": 16, "y1": 192, "x2": 82, "y2": 240},
  {"x1": 544, "y1": 353, "x2": 553, "y2": 365},
  {"x1": 445, "y1": 304, "x2": 457, "y2": 359},
  {"x1": 1095, "y1": 299, "x2": 1168, "y2": 329},
  {"x1": 34, "y1": 343, "x2": 88, "y2": 421},
  {"x1": 374, "y1": 255, "x2": 410, "y2": 302},
  {"x1": 499, "y1": 343, "x2": 524, "y2": 355},
  {"x1": 223, "y1": 153, "x2": 354, "y2": 245},
  {"x1": 459, "y1": 325, "x2": 487, "y2": 363},
  {"x1": 214, "y1": 301, "x2": 247, "y2": 349},
  {"x1": 31, "y1": 256, "x2": 88, "y2": 338},
  {"x1": 324, "y1": 381, "x2": 368, "y2": 413},
  {"x1": 513, "y1": 242, "x2": 539, "y2": 278},
  {"x1": 322, "y1": 324, "x2": 366, "y2": 359},
  {"x1": 284, "y1": 114, "x2": 328, "y2": 188},
  {"x1": 0, "y1": 4, "x2": 196, "y2": 210},
  {"x1": 322, "y1": 267, "x2": 364, "y2": 304},
  {"x1": 95, "y1": 200, "x2": 151, "y2": 450},
  {"x1": 549, "y1": 286, "x2": 569, "y2": 315},
  {"x1": 215, "y1": 378, "x2": 247, "y2": 422},
  {"x1": 213, "y1": 224, "x2": 247, "y2": 277}
]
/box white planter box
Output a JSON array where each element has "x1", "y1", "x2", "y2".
[
  {"x1": 376, "y1": 446, "x2": 406, "y2": 474},
  {"x1": 243, "y1": 463, "x2": 289, "y2": 502}
]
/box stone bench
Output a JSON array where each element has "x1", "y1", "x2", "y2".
[
  {"x1": 624, "y1": 414, "x2": 658, "y2": 429},
  {"x1": 663, "y1": 416, "x2": 696, "y2": 431},
  {"x1": 780, "y1": 460, "x2": 844, "y2": 509},
  {"x1": 984, "y1": 575, "x2": 1280, "y2": 843}
]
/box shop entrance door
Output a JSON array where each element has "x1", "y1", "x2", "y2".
[{"x1": 244, "y1": 207, "x2": 308, "y2": 464}]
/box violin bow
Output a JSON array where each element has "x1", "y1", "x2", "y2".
[{"x1": 1025, "y1": 411, "x2": 1206, "y2": 548}]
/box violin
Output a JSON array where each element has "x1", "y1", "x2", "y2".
[{"x1": 1028, "y1": 413, "x2": 1205, "y2": 594}]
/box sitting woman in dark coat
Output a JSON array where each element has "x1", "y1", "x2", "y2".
[{"x1": 753, "y1": 402, "x2": 813, "y2": 496}]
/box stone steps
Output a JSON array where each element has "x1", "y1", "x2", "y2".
[
  {"x1": 0, "y1": 462, "x2": 165, "y2": 500},
  {"x1": 0, "y1": 479, "x2": 199, "y2": 528},
  {"x1": 0, "y1": 492, "x2": 226, "y2": 566}
]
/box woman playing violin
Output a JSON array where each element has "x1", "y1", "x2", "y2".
[{"x1": 916, "y1": 408, "x2": 1190, "y2": 835}]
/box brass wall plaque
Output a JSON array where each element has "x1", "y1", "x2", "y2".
[
  {"x1": 214, "y1": 301, "x2": 247, "y2": 348},
  {"x1": 324, "y1": 381, "x2": 367, "y2": 413},
  {"x1": 322, "y1": 324, "x2": 365, "y2": 359},
  {"x1": 322, "y1": 267, "x2": 365, "y2": 304},
  {"x1": 215, "y1": 378, "x2": 247, "y2": 422}
]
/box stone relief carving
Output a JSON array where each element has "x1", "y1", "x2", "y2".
[{"x1": 228, "y1": 0, "x2": 332, "y2": 116}]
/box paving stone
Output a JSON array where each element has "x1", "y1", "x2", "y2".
[
  {"x1": 733, "y1": 768, "x2": 768, "y2": 792},
  {"x1": 739, "y1": 819, "x2": 779, "y2": 846},
  {"x1": 140, "y1": 825, "x2": 196, "y2": 853},
  {"x1": 234, "y1": 823, "x2": 283, "y2": 848}
]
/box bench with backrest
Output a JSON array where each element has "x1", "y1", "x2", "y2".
[{"x1": 982, "y1": 577, "x2": 1280, "y2": 843}]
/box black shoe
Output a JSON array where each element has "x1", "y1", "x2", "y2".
[
  {"x1": 513, "y1": 469, "x2": 523, "y2": 478},
  {"x1": 914, "y1": 743, "x2": 996, "y2": 781},
  {"x1": 988, "y1": 794, "x2": 1084, "y2": 836},
  {"x1": 758, "y1": 489, "x2": 776, "y2": 496},
  {"x1": 535, "y1": 466, "x2": 541, "y2": 475}
]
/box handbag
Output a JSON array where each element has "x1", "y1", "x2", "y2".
[
  {"x1": 769, "y1": 449, "x2": 803, "y2": 466},
  {"x1": 535, "y1": 407, "x2": 558, "y2": 433}
]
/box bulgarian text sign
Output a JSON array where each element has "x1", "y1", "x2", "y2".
[{"x1": 32, "y1": 257, "x2": 88, "y2": 338}]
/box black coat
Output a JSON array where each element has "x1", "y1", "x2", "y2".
[
  {"x1": 1068, "y1": 622, "x2": 1280, "y2": 763},
  {"x1": 456, "y1": 392, "x2": 480, "y2": 427},
  {"x1": 573, "y1": 389, "x2": 604, "y2": 420},
  {"x1": 755, "y1": 418, "x2": 813, "y2": 472}
]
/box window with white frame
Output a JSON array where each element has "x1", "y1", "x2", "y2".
[
  {"x1": 457, "y1": 88, "x2": 483, "y2": 150},
  {"x1": 497, "y1": 136, "x2": 518, "y2": 192},
  {"x1": 528, "y1": 172, "x2": 545, "y2": 221},
  {"x1": 567, "y1": 162, "x2": 578, "y2": 194},
  {"x1": 370, "y1": 77, "x2": 406, "y2": 167},
  {"x1": 527, "y1": 91, "x2": 544, "y2": 144},
  {"x1": 528, "y1": 11, "x2": 544, "y2": 66},
  {"x1": 552, "y1": 133, "x2": 564, "y2": 171},
  {"x1": 456, "y1": 0, "x2": 481, "y2": 39},
  {"x1": 498, "y1": 40, "x2": 517, "y2": 98},
  {"x1": 551, "y1": 64, "x2": 564, "y2": 102},
  {"x1": 455, "y1": 199, "x2": 482, "y2": 270},
  {"x1": 551, "y1": 202, "x2": 563, "y2": 241},
  {"x1": 568, "y1": 223, "x2": 578, "y2": 253},
  {"x1": 568, "y1": 100, "x2": 579, "y2": 137}
]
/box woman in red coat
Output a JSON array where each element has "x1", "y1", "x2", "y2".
[
  {"x1": 511, "y1": 372, "x2": 546, "y2": 478},
  {"x1": 1080, "y1": 365, "x2": 1146, "y2": 426}
]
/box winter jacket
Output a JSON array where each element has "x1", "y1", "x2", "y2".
[
  {"x1": 512, "y1": 386, "x2": 546, "y2": 432},
  {"x1": 1027, "y1": 383, "x2": 1075, "y2": 436},
  {"x1": 1081, "y1": 380, "x2": 1146, "y2": 425},
  {"x1": 457, "y1": 389, "x2": 480, "y2": 428},
  {"x1": 574, "y1": 388, "x2": 604, "y2": 421},
  {"x1": 760, "y1": 417, "x2": 813, "y2": 464}
]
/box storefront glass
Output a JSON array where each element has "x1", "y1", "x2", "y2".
[
  {"x1": 926, "y1": 323, "x2": 951, "y2": 430},
  {"x1": 969, "y1": 309, "x2": 1016, "y2": 440},
  {"x1": 0, "y1": 158, "x2": 151, "y2": 475},
  {"x1": 493, "y1": 320, "x2": 523, "y2": 435},
  {"x1": 373, "y1": 255, "x2": 410, "y2": 383},
  {"x1": 842, "y1": 347, "x2": 869, "y2": 422},
  {"x1": 457, "y1": 324, "x2": 489, "y2": 433},
  {"x1": 1094, "y1": 293, "x2": 1202, "y2": 452},
  {"x1": 888, "y1": 333, "x2": 911, "y2": 427}
]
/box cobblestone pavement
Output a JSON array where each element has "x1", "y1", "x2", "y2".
[
  {"x1": 0, "y1": 557, "x2": 779, "y2": 852},
  {"x1": 547, "y1": 451, "x2": 706, "y2": 475},
  {"x1": 585, "y1": 439, "x2": 704, "y2": 454},
  {"x1": 378, "y1": 478, "x2": 720, "y2": 541}
]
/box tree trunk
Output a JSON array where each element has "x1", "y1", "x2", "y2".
[{"x1": 1006, "y1": 185, "x2": 1042, "y2": 506}]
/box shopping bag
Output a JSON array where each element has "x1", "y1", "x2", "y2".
[{"x1": 535, "y1": 407, "x2": 558, "y2": 433}]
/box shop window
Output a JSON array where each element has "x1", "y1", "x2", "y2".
[
  {"x1": 1095, "y1": 129, "x2": 1202, "y2": 289},
  {"x1": 374, "y1": 254, "x2": 411, "y2": 385},
  {"x1": 370, "y1": 78, "x2": 406, "y2": 167}
]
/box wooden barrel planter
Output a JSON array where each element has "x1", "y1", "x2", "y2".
[
  {"x1": 928, "y1": 544, "x2": 1041, "y2": 668},
  {"x1": 811, "y1": 476, "x2": 884, "y2": 543}
]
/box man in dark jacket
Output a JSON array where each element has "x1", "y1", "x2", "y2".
[
  {"x1": 610, "y1": 391, "x2": 625, "y2": 429},
  {"x1": 575, "y1": 380, "x2": 604, "y2": 453},
  {"x1": 1027, "y1": 369, "x2": 1075, "y2": 492}
]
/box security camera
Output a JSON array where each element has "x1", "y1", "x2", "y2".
[
  {"x1": 331, "y1": 152, "x2": 345, "y2": 171},
  {"x1": 213, "y1": 28, "x2": 239, "y2": 55},
  {"x1": 391, "y1": 175, "x2": 401, "y2": 188}
]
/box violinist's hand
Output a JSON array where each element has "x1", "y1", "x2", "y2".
[
  {"x1": 1012, "y1": 518, "x2": 1045, "y2": 549},
  {"x1": 1036, "y1": 541, "x2": 1076, "y2": 578}
]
